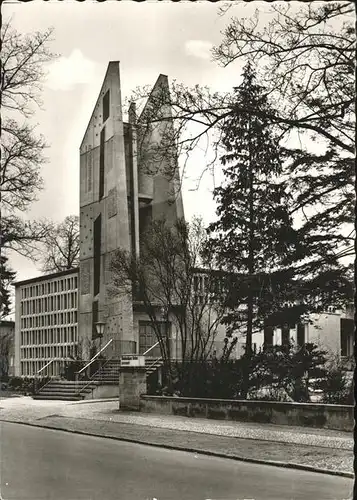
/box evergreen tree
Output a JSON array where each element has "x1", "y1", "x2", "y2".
[
  {"x1": 0, "y1": 256, "x2": 16, "y2": 319},
  {"x1": 208, "y1": 63, "x2": 297, "y2": 355}
]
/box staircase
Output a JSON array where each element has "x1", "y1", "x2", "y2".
[
  {"x1": 32, "y1": 380, "x2": 98, "y2": 401},
  {"x1": 145, "y1": 357, "x2": 164, "y2": 375},
  {"x1": 34, "y1": 357, "x2": 164, "y2": 400}
]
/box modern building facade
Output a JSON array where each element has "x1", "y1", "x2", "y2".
[
  {"x1": 12, "y1": 62, "x2": 354, "y2": 379},
  {"x1": 78, "y1": 62, "x2": 184, "y2": 359},
  {"x1": 254, "y1": 305, "x2": 354, "y2": 367},
  {"x1": 13, "y1": 268, "x2": 79, "y2": 377}
]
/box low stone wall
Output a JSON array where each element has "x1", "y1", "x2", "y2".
[
  {"x1": 84, "y1": 384, "x2": 119, "y2": 400},
  {"x1": 140, "y1": 396, "x2": 354, "y2": 432}
]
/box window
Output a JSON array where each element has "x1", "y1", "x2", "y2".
[
  {"x1": 281, "y1": 324, "x2": 290, "y2": 346},
  {"x1": 340, "y1": 318, "x2": 353, "y2": 357},
  {"x1": 264, "y1": 325, "x2": 274, "y2": 347},
  {"x1": 93, "y1": 214, "x2": 102, "y2": 296},
  {"x1": 297, "y1": 323, "x2": 305, "y2": 347},
  {"x1": 103, "y1": 90, "x2": 110, "y2": 122},
  {"x1": 138, "y1": 321, "x2": 170, "y2": 356},
  {"x1": 99, "y1": 128, "x2": 105, "y2": 199}
]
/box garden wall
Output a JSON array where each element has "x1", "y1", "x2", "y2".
[{"x1": 140, "y1": 395, "x2": 353, "y2": 431}]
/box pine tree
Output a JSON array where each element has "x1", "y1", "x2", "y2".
[
  {"x1": 0, "y1": 255, "x2": 16, "y2": 319},
  {"x1": 208, "y1": 63, "x2": 297, "y2": 356}
]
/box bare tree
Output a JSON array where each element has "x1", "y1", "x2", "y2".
[
  {"x1": 109, "y1": 217, "x2": 232, "y2": 393},
  {"x1": 40, "y1": 215, "x2": 80, "y2": 273},
  {"x1": 0, "y1": 19, "x2": 56, "y2": 260},
  {"x1": 128, "y1": 2, "x2": 354, "y2": 316}
]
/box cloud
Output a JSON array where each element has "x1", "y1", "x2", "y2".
[
  {"x1": 45, "y1": 49, "x2": 97, "y2": 91},
  {"x1": 184, "y1": 40, "x2": 213, "y2": 60}
]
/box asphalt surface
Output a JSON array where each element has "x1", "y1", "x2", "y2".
[
  {"x1": 0, "y1": 397, "x2": 353, "y2": 476},
  {"x1": 0, "y1": 422, "x2": 354, "y2": 500}
]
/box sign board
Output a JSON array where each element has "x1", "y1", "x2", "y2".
[{"x1": 120, "y1": 355, "x2": 145, "y2": 367}]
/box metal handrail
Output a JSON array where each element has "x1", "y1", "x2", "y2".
[
  {"x1": 146, "y1": 357, "x2": 163, "y2": 371},
  {"x1": 143, "y1": 341, "x2": 160, "y2": 356},
  {"x1": 37, "y1": 359, "x2": 54, "y2": 375},
  {"x1": 75, "y1": 357, "x2": 119, "y2": 396},
  {"x1": 77, "y1": 339, "x2": 113, "y2": 375}
]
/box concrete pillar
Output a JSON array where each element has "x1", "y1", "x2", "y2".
[{"x1": 119, "y1": 367, "x2": 147, "y2": 411}]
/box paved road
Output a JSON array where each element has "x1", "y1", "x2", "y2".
[{"x1": 0, "y1": 422, "x2": 353, "y2": 500}]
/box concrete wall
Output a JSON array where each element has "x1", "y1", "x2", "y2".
[
  {"x1": 137, "y1": 74, "x2": 184, "y2": 229},
  {"x1": 140, "y1": 395, "x2": 354, "y2": 432},
  {"x1": 79, "y1": 62, "x2": 134, "y2": 356},
  {"x1": 307, "y1": 313, "x2": 341, "y2": 357},
  {"x1": 79, "y1": 64, "x2": 186, "y2": 358},
  {"x1": 119, "y1": 368, "x2": 147, "y2": 410},
  {"x1": 83, "y1": 383, "x2": 119, "y2": 400}
]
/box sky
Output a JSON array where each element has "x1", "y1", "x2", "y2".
[
  {"x1": 3, "y1": 1, "x2": 343, "y2": 285},
  {"x1": 3, "y1": 0, "x2": 268, "y2": 283}
]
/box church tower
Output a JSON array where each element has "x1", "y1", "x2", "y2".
[{"x1": 79, "y1": 62, "x2": 184, "y2": 358}]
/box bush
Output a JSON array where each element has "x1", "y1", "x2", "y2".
[
  {"x1": 160, "y1": 343, "x2": 350, "y2": 405},
  {"x1": 318, "y1": 362, "x2": 354, "y2": 405},
  {"x1": 6, "y1": 376, "x2": 51, "y2": 395},
  {"x1": 247, "y1": 343, "x2": 327, "y2": 402}
]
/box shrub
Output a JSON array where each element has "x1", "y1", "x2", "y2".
[
  {"x1": 247, "y1": 343, "x2": 327, "y2": 402},
  {"x1": 319, "y1": 361, "x2": 354, "y2": 404}
]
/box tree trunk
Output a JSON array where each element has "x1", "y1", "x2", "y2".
[{"x1": 242, "y1": 114, "x2": 254, "y2": 398}]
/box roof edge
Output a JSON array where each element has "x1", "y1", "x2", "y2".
[{"x1": 12, "y1": 267, "x2": 79, "y2": 287}]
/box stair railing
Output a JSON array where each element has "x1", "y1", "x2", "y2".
[
  {"x1": 38, "y1": 359, "x2": 54, "y2": 376},
  {"x1": 146, "y1": 357, "x2": 163, "y2": 373},
  {"x1": 75, "y1": 338, "x2": 113, "y2": 381},
  {"x1": 74, "y1": 357, "x2": 119, "y2": 397},
  {"x1": 143, "y1": 341, "x2": 163, "y2": 374},
  {"x1": 35, "y1": 358, "x2": 67, "y2": 394},
  {"x1": 143, "y1": 341, "x2": 160, "y2": 356}
]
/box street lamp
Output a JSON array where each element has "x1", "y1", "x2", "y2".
[
  {"x1": 95, "y1": 321, "x2": 105, "y2": 374},
  {"x1": 95, "y1": 321, "x2": 105, "y2": 353}
]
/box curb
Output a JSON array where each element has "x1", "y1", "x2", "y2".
[
  {"x1": 69, "y1": 398, "x2": 119, "y2": 405},
  {"x1": 1, "y1": 419, "x2": 353, "y2": 479}
]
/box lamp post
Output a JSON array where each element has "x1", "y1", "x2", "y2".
[{"x1": 95, "y1": 321, "x2": 105, "y2": 372}]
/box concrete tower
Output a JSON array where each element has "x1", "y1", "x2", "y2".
[{"x1": 79, "y1": 62, "x2": 184, "y2": 357}]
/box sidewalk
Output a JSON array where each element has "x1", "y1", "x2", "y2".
[{"x1": 0, "y1": 396, "x2": 353, "y2": 477}]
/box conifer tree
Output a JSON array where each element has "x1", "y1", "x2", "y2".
[
  {"x1": 0, "y1": 256, "x2": 16, "y2": 319},
  {"x1": 208, "y1": 63, "x2": 297, "y2": 355}
]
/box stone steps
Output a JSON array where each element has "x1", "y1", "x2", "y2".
[
  {"x1": 34, "y1": 380, "x2": 96, "y2": 401},
  {"x1": 34, "y1": 356, "x2": 165, "y2": 400}
]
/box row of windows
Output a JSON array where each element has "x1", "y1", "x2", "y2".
[
  {"x1": 21, "y1": 326, "x2": 77, "y2": 346},
  {"x1": 21, "y1": 276, "x2": 78, "y2": 299},
  {"x1": 21, "y1": 292, "x2": 78, "y2": 315},
  {"x1": 21, "y1": 346, "x2": 78, "y2": 377},
  {"x1": 21, "y1": 311, "x2": 78, "y2": 329},
  {"x1": 21, "y1": 343, "x2": 76, "y2": 361}
]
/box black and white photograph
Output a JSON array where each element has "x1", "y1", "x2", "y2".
[{"x1": 0, "y1": 1, "x2": 355, "y2": 499}]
